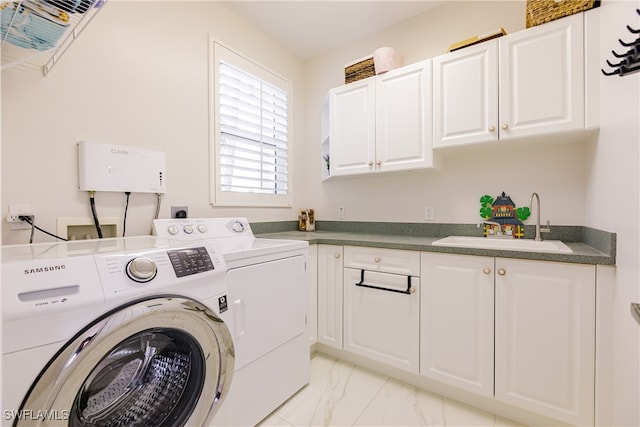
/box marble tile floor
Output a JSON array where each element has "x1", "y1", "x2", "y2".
[{"x1": 258, "y1": 352, "x2": 524, "y2": 427}]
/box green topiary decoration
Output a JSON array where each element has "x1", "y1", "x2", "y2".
[
  {"x1": 479, "y1": 195, "x2": 494, "y2": 219},
  {"x1": 516, "y1": 206, "x2": 531, "y2": 221}
]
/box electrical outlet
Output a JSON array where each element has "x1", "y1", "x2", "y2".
[
  {"x1": 424, "y1": 206, "x2": 435, "y2": 221},
  {"x1": 7, "y1": 204, "x2": 33, "y2": 230},
  {"x1": 171, "y1": 206, "x2": 188, "y2": 219},
  {"x1": 338, "y1": 206, "x2": 345, "y2": 219}
]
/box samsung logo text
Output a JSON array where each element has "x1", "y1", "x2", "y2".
[{"x1": 24, "y1": 265, "x2": 66, "y2": 275}]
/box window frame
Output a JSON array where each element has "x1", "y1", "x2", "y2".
[{"x1": 209, "y1": 39, "x2": 293, "y2": 207}]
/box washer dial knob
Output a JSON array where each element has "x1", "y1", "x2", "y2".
[
  {"x1": 183, "y1": 225, "x2": 194, "y2": 234},
  {"x1": 231, "y1": 221, "x2": 245, "y2": 233},
  {"x1": 126, "y1": 257, "x2": 158, "y2": 283},
  {"x1": 167, "y1": 225, "x2": 179, "y2": 235}
]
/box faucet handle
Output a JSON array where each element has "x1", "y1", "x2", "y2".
[{"x1": 541, "y1": 220, "x2": 551, "y2": 233}]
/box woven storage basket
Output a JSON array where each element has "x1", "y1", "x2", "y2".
[
  {"x1": 345, "y1": 56, "x2": 375, "y2": 84},
  {"x1": 526, "y1": 0, "x2": 600, "y2": 27}
]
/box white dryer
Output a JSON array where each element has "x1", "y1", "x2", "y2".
[
  {"x1": 1, "y1": 236, "x2": 234, "y2": 427},
  {"x1": 153, "y1": 218, "x2": 309, "y2": 426}
]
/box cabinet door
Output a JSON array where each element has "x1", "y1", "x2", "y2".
[
  {"x1": 433, "y1": 41, "x2": 498, "y2": 148},
  {"x1": 343, "y1": 268, "x2": 420, "y2": 373},
  {"x1": 376, "y1": 59, "x2": 434, "y2": 171},
  {"x1": 420, "y1": 253, "x2": 494, "y2": 396},
  {"x1": 329, "y1": 79, "x2": 375, "y2": 176},
  {"x1": 499, "y1": 13, "x2": 584, "y2": 139},
  {"x1": 317, "y1": 245, "x2": 343, "y2": 348},
  {"x1": 495, "y1": 258, "x2": 595, "y2": 426},
  {"x1": 306, "y1": 244, "x2": 318, "y2": 346}
]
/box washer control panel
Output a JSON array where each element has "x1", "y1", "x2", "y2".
[
  {"x1": 167, "y1": 247, "x2": 214, "y2": 278},
  {"x1": 95, "y1": 242, "x2": 226, "y2": 300}
]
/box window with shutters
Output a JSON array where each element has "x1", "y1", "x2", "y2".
[{"x1": 210, "y1": 41, "x2": 292, "y2": 207}]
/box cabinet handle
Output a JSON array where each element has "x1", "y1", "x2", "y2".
[
  {"x1": 489, "y1": 126, "x2": 495, "y2": 132},
  {"x1": 355, "y1": 269, "x2": 414, "y2": 295},
  {"x1": 376, "y1": 160, "x2": 382, "y2": 166},
  {"x1": 483, "y1": 268, "x2": 491, "y2": 274},
  {"x1": 498, "y1": 268, "x2": 506, "y2": 276},
  {"x1": 502, "y1": 123, "x2": 509, "y2": 130},
  {"x1": 367, "y1": 161, "x2": 373, "y2": 166},
  {"x1": 374, "y1": 257, "x2": 381, "y2": 263},
  {"x1": 334, "y1": 253, "x2": 341, "y2": 259}
]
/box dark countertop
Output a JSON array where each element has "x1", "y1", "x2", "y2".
[{"x1": 254, "y1": 222, "x2": 615, "y2": 265}]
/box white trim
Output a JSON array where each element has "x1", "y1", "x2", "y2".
[{"x1": 209, "y1": 38, "x2": 293, "y2": 208}]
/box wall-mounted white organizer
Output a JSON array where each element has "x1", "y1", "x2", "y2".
[{"x1": 1, "y1": 0, "x2": 108, "y2": 75}]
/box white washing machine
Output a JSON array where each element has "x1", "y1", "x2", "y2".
[
  {"x1": 153, "y1": 218, "x2": 309, "y2": 426},
  {"x1": 1, "y1": 236, "x2": 234, "y2": 427}
]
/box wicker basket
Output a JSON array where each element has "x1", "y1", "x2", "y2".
[
  {"x1": 526, "y1": 0, "x2": 600, "y2": 28},
  {"x1": 344, "y1": 55, "x2": 375, "y2": 84}
]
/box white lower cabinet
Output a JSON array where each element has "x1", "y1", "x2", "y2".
[
  {"x1": 314, "y1": 245, "x2": 596, "y2": 426},
  {"x1": 343, "y1": 246, "x2": 421, "y2": 373},
  {"x1": 306, "y1": 244, "x2": 318, "y2": 346},
  {"x1": 343, "y1": 268, "x2": 420, "y2": 373},
  {"x1": 420, "y1": 253, "x2": 494, "y2": 396},
  {"x1": 494, "y1": 258, "x2": 595, "y2": 426},
  {"x1": 317, "y1": 245, "x2": 343, "y2": 348}
]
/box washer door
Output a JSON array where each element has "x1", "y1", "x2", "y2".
[{"x1": 17, "y1": 296, "x2": 234, "y2": 427}]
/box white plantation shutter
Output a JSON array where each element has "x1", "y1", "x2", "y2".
[{"x1": 212, "y1": 42, "x2": 292, "y2": 207}]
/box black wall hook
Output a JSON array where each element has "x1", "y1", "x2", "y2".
[{"x1": 602, "y1": 9, "x2": 640, "y2": 77}]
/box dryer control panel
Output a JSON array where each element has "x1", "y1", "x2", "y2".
[{"x1": 153, "y1": 217, "x2": 253, "y2": 240}]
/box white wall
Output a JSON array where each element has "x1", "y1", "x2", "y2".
[
  {"x1": 584, "y1": 2, "x2": 640, "y2": 426},
  {"x1": 1, "y1": 1, "x2": 305, "y2": 244},
  {"x1": 301, "y1": 0, "x2": 591, "y2": 225}
]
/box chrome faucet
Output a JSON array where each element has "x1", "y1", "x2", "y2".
[
  {"x1": 529, "y1": 192, "x2": 550, "y2": 241},
  {"x1": 478, "y1": 220, "x2": 502, "y2": 236}
]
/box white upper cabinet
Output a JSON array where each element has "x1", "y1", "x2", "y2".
[
  {"x1": 499, "y1": 13, "x2": 584, "y2": 139},
  {"x1": 329, "y1": 79, "x2": 376, "y2": 176},
  {"x1": 375, "y1": 61, "x2": 434, "y2": 173},
  {"x1": 433, "y1": 13, "x2": 586, "y2": 148},
  {"x1": 433, "y1": 40, "x2": 499, "y2": 148},
  {"x1": 328, "y1": 59, "x2": 434, "y2": 177}
]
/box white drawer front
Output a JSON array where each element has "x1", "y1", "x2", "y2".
[{"x1": 343, "y1": 246, "x2": 420, "y2": 276}]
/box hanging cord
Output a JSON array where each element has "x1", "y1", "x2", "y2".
[
  {"x1": 20, "y1": 216, "x2": 68, "y2": 242},
  {"x1": 123, "y1": 192, "x2": 131, "y2": 237},
  {"x1": 88, "y1": 191, "x2": 103, "y2": 238},
  {"x1": 150, "y1": 193, "x2": 162, "y2": 234},
  {"x1": 154, "y1": 193, "x2": 162, "y2": 220}
]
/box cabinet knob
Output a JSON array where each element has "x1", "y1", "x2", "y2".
[
  {"x1": 483, "y1": 268, "x2": 491, "y2": 275},
  {"x1": 376, "y1": 160, "x2": 382, "y2": 166},
  {"x1": 374, "y1": 257, "x2": 381, "y2": 263},
  {"x1": 334, "y1": 253, "x2": 341, "y2": 259},
  {"x1": 367, "y1": 161, "x2": 373, "y2": 166},
  {"x1": 498, "y1": 268, "x2": 506, "y2": 276},
  {"x1": 409, "y1": 287, "x2": 416, "y2": 294},
  {"x1": 502, "y1": 123, "x2": 509, "y2": 130}
]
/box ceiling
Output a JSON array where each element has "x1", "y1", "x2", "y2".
[{"x1": 220, "y1": 1, "x2": 444, "y2": 59}]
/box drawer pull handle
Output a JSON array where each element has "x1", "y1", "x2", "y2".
[{"x1": 355, "y1": 269, "x2": 414, "y2": 295}]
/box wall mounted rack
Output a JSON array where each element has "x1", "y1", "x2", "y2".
[
  {"x1": 1, "y1": 0, "x2": 107, "y2": 75},
  {"x1": 601, "y1": 8, "x2": 640, "y2": 77}
]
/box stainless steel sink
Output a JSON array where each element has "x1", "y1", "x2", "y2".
[{"x1": 432, "y1": 236, "x2": 573, "y2": 253}]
